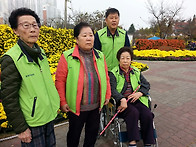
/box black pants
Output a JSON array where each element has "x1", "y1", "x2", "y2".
[
  {"x1": 118, "y1": 101, "x2": 155, "y2": 144},
  {"x1": 67, "y1": 108, "x2": 100, "y2": 147}
]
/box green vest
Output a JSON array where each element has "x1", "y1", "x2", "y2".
[
  {"x1": 63, "y1": 48, "x2": 108, "y2": 114},
  {"x1": 111, "y1": 66, "x2": 149, "y2": 107},
  {"x1": 5, "y1": 44, "x2": 60, "y2": 127},
  {"x1": 97, "y1": 27, "x2": 126, "y2": 71}
]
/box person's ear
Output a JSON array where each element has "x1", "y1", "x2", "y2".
[
  {"x1": 13, "y1": 29, "x2": 19, "y2": 37},
  {"x1": 75, "y1": 37, "x2": 79, "y2": 44}
]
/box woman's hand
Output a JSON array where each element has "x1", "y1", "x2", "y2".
[
  {"x1": 61, "y1": 104, "x2": 70, "y2": 112},
  {"x1": 128, "y1": 92, "x2": 143, "y2": 103},
  {"x1": 118, "y1": 98, "x2": 127, "y2": 112},
  {"x1": 104, "y1": 99, "x2": 110, "y2": 105},
  {"x1": 18, "y1": 128, "x2": 32, "y2": 143}
]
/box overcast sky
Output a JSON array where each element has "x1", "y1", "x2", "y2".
[{"x1": 57, "y1": 0, "x2": 196, "y2": 30}]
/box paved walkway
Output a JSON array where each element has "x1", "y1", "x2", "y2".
[{"x1": 0, "y1": 61, "x2": 196, "y2": 147}]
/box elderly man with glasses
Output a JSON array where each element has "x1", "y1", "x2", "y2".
[{"x1": 0, "y1": 7, "x2": 60, "y2": 147}]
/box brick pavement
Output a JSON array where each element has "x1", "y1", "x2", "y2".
[
  {"x1": 139, "y1": 61, "x2": 196, "y2": 147},
  {"x1": 0, "y1": 60, "x2": 196, "y2": 147}
]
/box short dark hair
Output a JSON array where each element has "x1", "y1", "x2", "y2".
[
  {"x1": 74, "y1": 22, "x2": 94, "y2": 38},
  {"x1": 117, "y1": 47, "x2": 134, "y2": 61},
  {"x1": 105, "y1": 8, "x2": 120, "y2": 18},
  {"x1": 9, "y1": 7, "x2": 40, "y2": 29}
]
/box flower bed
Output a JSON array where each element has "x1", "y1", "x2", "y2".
[
  {"x1": 134, "y1": 49, "x2": 196, "y2": 61},
  {"x1": 135, "y1": 39, "x2": 185, "y2": 50}
]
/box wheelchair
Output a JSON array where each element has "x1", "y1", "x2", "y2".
[{"x1": 99, "y1": 95, "x2": 158, "y2": 147}]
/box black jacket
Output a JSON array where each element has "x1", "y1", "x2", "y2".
[
  {"x1": 0, "y1": 55, "x2": 28, "y2": 134},
  {"x1": 0, "y1": 40, "x2": 41, "y2": 134}
]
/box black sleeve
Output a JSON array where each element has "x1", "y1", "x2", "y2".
[
  {"x1": 124, "y1": 32, "x2": 131, "y2": 47},
  {"x1": 108, "y1": 72, "x2": 125, "y2": 103},
  {"x1": 138, "y1": 73, "x2": 150, "y2": 96},
  {"x1": 94, "y1": 32, "x2": 102, "y2": 51},
  {"x1": 0, "y1": 55, "x2": 29, "y2": 134}
]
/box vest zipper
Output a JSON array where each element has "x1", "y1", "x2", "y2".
[
  {"x1": 39, "y1": 67, "x2": 42, "y2": 72},
  {"x1": 38, "y1": 64, "x2": 54, "y2": 114},
  {"x1": 31, "y1": 97, "x2": 37, "y2": 117},
  {"x1": 112, "y1": 36, "x2": 115, "y2": 68}
]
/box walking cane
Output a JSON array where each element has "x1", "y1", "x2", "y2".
[{"x1": 99, "y1": 85, "x2": 141, "y2": 136}]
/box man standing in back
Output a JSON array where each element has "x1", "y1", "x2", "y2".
[{"x1": 94, "y1": 8, "x2": 130, "y2": 71}]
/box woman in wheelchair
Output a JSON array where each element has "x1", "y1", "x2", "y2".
[{"x1": 108, "y1": 47, "x2": 155, "y2": 147}]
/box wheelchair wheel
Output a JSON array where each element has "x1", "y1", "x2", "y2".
[
  {"x1": 109, "y1": 118, "x2": 121, "y2": 147},
  {"x1": 152, "y1": 139, "x2": 158, "y2": 147},
  {"x1": 152, "y1": 126, "x2": 158, "y2": 147},
  {"x1": 99, "y1": 105, "x2": 108, "y2": 136},
  {"x1": 110, "y1": 117, "x2": 129, "y2": 147}
]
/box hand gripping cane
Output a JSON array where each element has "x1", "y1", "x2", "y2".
[{"x1": 99, "y1": 85, "x2": 141, "y2": 136}]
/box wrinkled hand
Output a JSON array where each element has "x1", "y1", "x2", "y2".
[
  {"x1": 104, "y1": 99, "x2": 110, "y2": 105},
  {"x1": 128, "y1": 92, "x2": 143, "y2": 103},
  {"x1": 18, "y1": 128, "x2": 32, "y2": 143},
  {"x1": 61, "y1": 104, "x2": 70, "y2": 112},
  {"x1": 118, "y1": 98, "x2": 127, "y2": 112}
]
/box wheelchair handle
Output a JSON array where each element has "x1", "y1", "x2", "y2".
[
  {"x1": 152, "y1": 104, "x2": 158, "y2": 113},
  {"x1": 99, "y1": 85, "x2": 140, "y2": 136}
]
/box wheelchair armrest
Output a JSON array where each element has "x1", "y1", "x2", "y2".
[
  {"x1": 146, "y1": 94, "x2": 158, "y2": 111},
  {"x1": 148, "y1": 95, "x2": 152, "y2": 102},
  {"x1": 146, "y1": 94, "x2": 152, "y2": 110}
]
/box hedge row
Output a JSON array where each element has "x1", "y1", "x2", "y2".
[{"x1": 135, "y1": 39, "x2": 185, "y2": 50}]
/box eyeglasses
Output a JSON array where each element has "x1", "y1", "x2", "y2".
[
  {"x1": 18, "y1": 22, "x2": 40, "y2": 29},
  {"x1": 120, "y1": 56, "x2": 131, "y2": 60}
]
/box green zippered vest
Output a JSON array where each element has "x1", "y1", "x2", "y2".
[
  {"x1": 63, "y1": 48, "x2": 107, "y2": 114},
  {"x1": 5, "y1": 44, "x2": 60, "y2": 127},
  {"x1": 97, "y1": 27, "x2": 126, "y2": 71},
  {"x1": 111, "y1": 66, "x2": 149, "y2": 107}
]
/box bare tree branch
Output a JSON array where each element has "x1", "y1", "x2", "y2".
[{"x1": 146, "y1": 0, "x2": 183, "y2": 38}]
